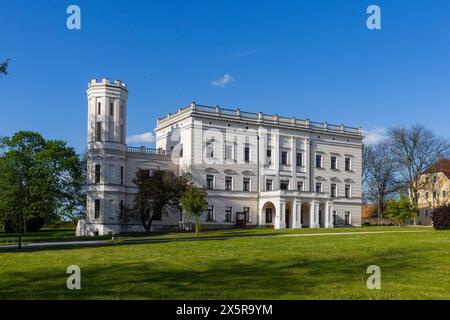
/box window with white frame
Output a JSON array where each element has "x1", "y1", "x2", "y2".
[
  {"x1": 345, "y1": 184, "x2": 351, "y2": 198},
  {"x1": 331, "y1": 156, "x2": 337, "y2": 170},
  {"x1": 345, "y1": 157, "x2": 352, "y2": 171},
  {"x1": 281, "y1": 151, "x2": 288, "y2": 165},
  {"x1": 225, "y1": 176, "x2": 233, "y2": 190},
  {"x1": 315, "y1": 154, "x2": 322, "y2": 168},
  {"x1": 297, "y1": 181, "x2": 304, "y2": 191},
  {"x1": 243, "y1": 207, "x2": 250, "y2": 222},
  {"x1": 206, "y1": 175, "x2": 214, "y2": 189},
  {"x1": 315, "y1": 182, "x2": 322, "y2": 193},
  {"x1": 331, "y1": 183, "x2": 337, "y2": 197},
  {"x1": 266, "y1": 179, "x2": 273, "y2": 191},
  {"x1": 206, "y1": 205, "x2": 214, "y2": 221},
  {"x1": 243, "y1": 178, "x2": 250, "y2": 192},
  {"x1": 280, "y1": 180, "x2": 289, "y2": 190},
  {"x1": 225, "y1": 206, "x2": 232, "y2": 222}
]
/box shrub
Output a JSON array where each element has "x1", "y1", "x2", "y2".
[{"x1": 431, "y1": 205, "x2": 450, "y2": 230}]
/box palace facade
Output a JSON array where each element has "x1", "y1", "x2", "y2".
[{"x1": 77, "y1": 79, "x2": 363, "y2": 236}]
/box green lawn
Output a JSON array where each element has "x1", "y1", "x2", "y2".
[{"x1": 0, "y1": 227, "x2": 449, "y2": 300}]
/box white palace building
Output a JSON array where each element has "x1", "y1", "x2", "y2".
[{"x1": 77, "y1": 79, "x2": 363, "y2": 236}]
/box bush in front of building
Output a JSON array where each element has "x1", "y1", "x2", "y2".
[{"x1": 431, "y1": 205, "x2": 450, "y2": 230}]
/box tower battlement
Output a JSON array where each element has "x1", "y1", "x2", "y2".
[{"x1": 88, "y1": 78, "x2": 127, "y2": 88}]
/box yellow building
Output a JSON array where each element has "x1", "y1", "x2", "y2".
[{"x1": 417, "y1": 159, "x2": 450, "y2": 225}]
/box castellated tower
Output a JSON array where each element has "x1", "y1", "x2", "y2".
[{"x1": 85, "y1": 78, "x2": 128, "y2": 235}]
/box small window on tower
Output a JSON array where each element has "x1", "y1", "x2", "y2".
[
  {"x1": 110, "y1": 102, "x2": 114, "y2": 116},
  {"x1": 97, "y1": 102, "x2": 101, "y2": 115},
  {"x1": 94, "y1": 199, "x2": 100, "y2": 219},
  {"x1": 95, "y1": 122, "x2": 102, "y2": 141},
  {"x1": 95, "y1": 164, "x2": 101, "y2": 183}
]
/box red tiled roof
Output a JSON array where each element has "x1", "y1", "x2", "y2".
[{"x1": 423, "y1": 159, "x2": 450, "y2": 179}]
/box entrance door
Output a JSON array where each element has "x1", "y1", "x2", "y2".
[{"x1": 285, "y1": 209, "x2": 290, "y2": 228}]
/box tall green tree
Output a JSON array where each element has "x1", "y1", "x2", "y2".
[
  {"x1": 180, "y1": 185, "x2": 207, "y2": 237},
  {"x1": 386, "y1": 195, "x2": 417, "y2": 225},
  {"x1": 123, "y1": 170, "x2": 191, "y2": 232},
  {"x1": 0, "y1": 131, "x2": 85, "y2": 236}
]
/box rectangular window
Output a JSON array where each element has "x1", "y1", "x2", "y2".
[
  {"x1": 97, "y1": 102, "x2": 101, "y2": 115},
  {"x1": 331, "y1": 183, "x2": 337, "y2": 197},
  {"x1": 206, "y1": 205, "x2": 214, "y2": 221},
  {"x1": 206, "y1": 175, "x2": 214, "y2": 189},
  {"x1": 109, "y1": 102, "x2": 114, "y2": 116},
  {"x1": 95, "y1": 164, "x2": 101, "y2": 183},
  {"x1": 266, "y1": 149, "x2": 272, "y2": 165},
  {"x1": 120, "y1": 102, "x2": 124, "y2": 118},
  {"x1": 225, "y1": 176, "x2": 232, "y2": 190},
  {"x1": 266, "y1": 208, "x2": 273, "y2": 223},
  {"x1": 315, "y1": 155, "x2": 322, "y2": 168},
  {"x1": 315, "y1": 182, "x2": 322, "y2": 193},
  {"x1": 331, "y1": 156, "x2": 337, "y2": 169},
  {"x1": 243, "y1": 207, "x2": 250, "y2": 222},
  {"x1": 244, "y1": 144, "x2": 250, "y2": 163},
  {"x1": 281, "y1": 151, "x2": 288, "y2": 165},
  {"x1": 266, "y1": 179, "x2": 273, "y2": 191},
  {"x1": 297, "y1": 181, "x2": 304, "y2": 191},
  {"x1": 243, "y1": 178, "x2": 250, "y2": 192},
  {"x1": 94, "y1": 199, "x2": 100, "y2": 218},
  {"x1": 95, "y1": 122, "x2": 102, "y2": 141},
  {"x1": 296, "y1": 153, "x2": 303, "y2": 167},
  {"x1": 120, "y1": 166, "x2": 124, "y2": 185},
  {"x1": 345, "y1": 184, "x2": 351, "y2": 198},
  {"x1": 333, "y1": 211, "x2": 337, "y2": 225},
  {"x1": 225, "y1": 206, "x2": 232, "y2": 222},
  {"x1": 345, "y1": 157, "x2": 351, "y2": 171},
  {"x1": 120, "y1": 200, "x2": 124, "y2": 217},
  {"x1": 280, "y1": 180, "x2": 289, "y2": 190},
  {"x1": 345, "y1": 211, "x2": 351, "y2": 225}
]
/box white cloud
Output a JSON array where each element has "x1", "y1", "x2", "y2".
[
  {"x1": 363, "y1": 127, "x2": 388, "y2": 145},
  {"x1": 127, "y1": 131, "x2": 155, "y2": 145},
  {"x1": 211, "y1": 74, "x2": 234, "y2": 87}
]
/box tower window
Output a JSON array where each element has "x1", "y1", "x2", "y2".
[
  {"x1": 120, "y1": 166, "x2": 124, "y2": 185},
  {"x1": 110, "y1": 102, "x2": 114, "y2": 116},
  {"x1": 281, "y1": 151, "x2": 288, "y2": 165},
  {"x1": 94, "y1": 164, "x2": 101, "y2": 183},
  {"x1": 244, "y1": 144, "x2": 250, "y2": 163},
  {"x1": 296, "y1": 153, "x2": 303, "y2": 167},
  {"x1": 95, "y1": 122, "x2": 102, "y2": 141},
  {"x1": 97, "y1": 102, "x2": 101, "y2": 115},
  {"x1": 120, "y1": 124, "x2": 124, "y2": 144},
  {"x1": 94, "y1": 199, "x2": 100, "y2": 219}
]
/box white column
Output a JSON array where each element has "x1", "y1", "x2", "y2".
[
  {"x1": 274, "y1": 200, "x2": 286, "y2": 229},
  {"x1": 314, "y1": 202, "x2": 320, "y2": 228},
  {"x1": 293, "y1": 200, "x2": 302, "y2": 228},
  {"x1": 329, "y1": 204, "x2": 334, "y2": 228},
  {"x1": 309, "y1": 201, "x2": 315, "y2": 228},
  {"x1": 325, "y1": 201, "x2": 330, "y2": 228}
]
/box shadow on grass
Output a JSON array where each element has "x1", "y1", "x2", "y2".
[{"x1": 0, "y1": 246, "x2": 424, "y2": 299}]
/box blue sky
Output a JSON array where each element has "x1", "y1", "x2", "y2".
[{"x1": 1, "y1": 0, "x2": 449, "y2": 152}]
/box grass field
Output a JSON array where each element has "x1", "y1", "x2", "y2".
[{"x1": 0, "y1": 226, "x2": 449, "y2": 300}]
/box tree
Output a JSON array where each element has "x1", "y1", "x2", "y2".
[
  {"x1": 386, "y1": 195, "x2": 417, "y2": 225},
  {"x1": 388, "y1": 125, "x2": 449, "y2": 213},
  {"x1": 363, "y1": 142, "x2": 399, "y2": 223},
  {"x1": 0, "y1": 59, "x2": 10, "y2": 78},
  {"x1": 123, "y1": 170, "x2": 190, "y2": 232},
  {"x1": 180, "y1": 185, "x2": 207, "y2": 237},
  {"x1": 430, "y1": 205, "x2": 450, "y2": 230},
  {"x1": 0, "y1": 132, "x2": 85, "y2": 239}
]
